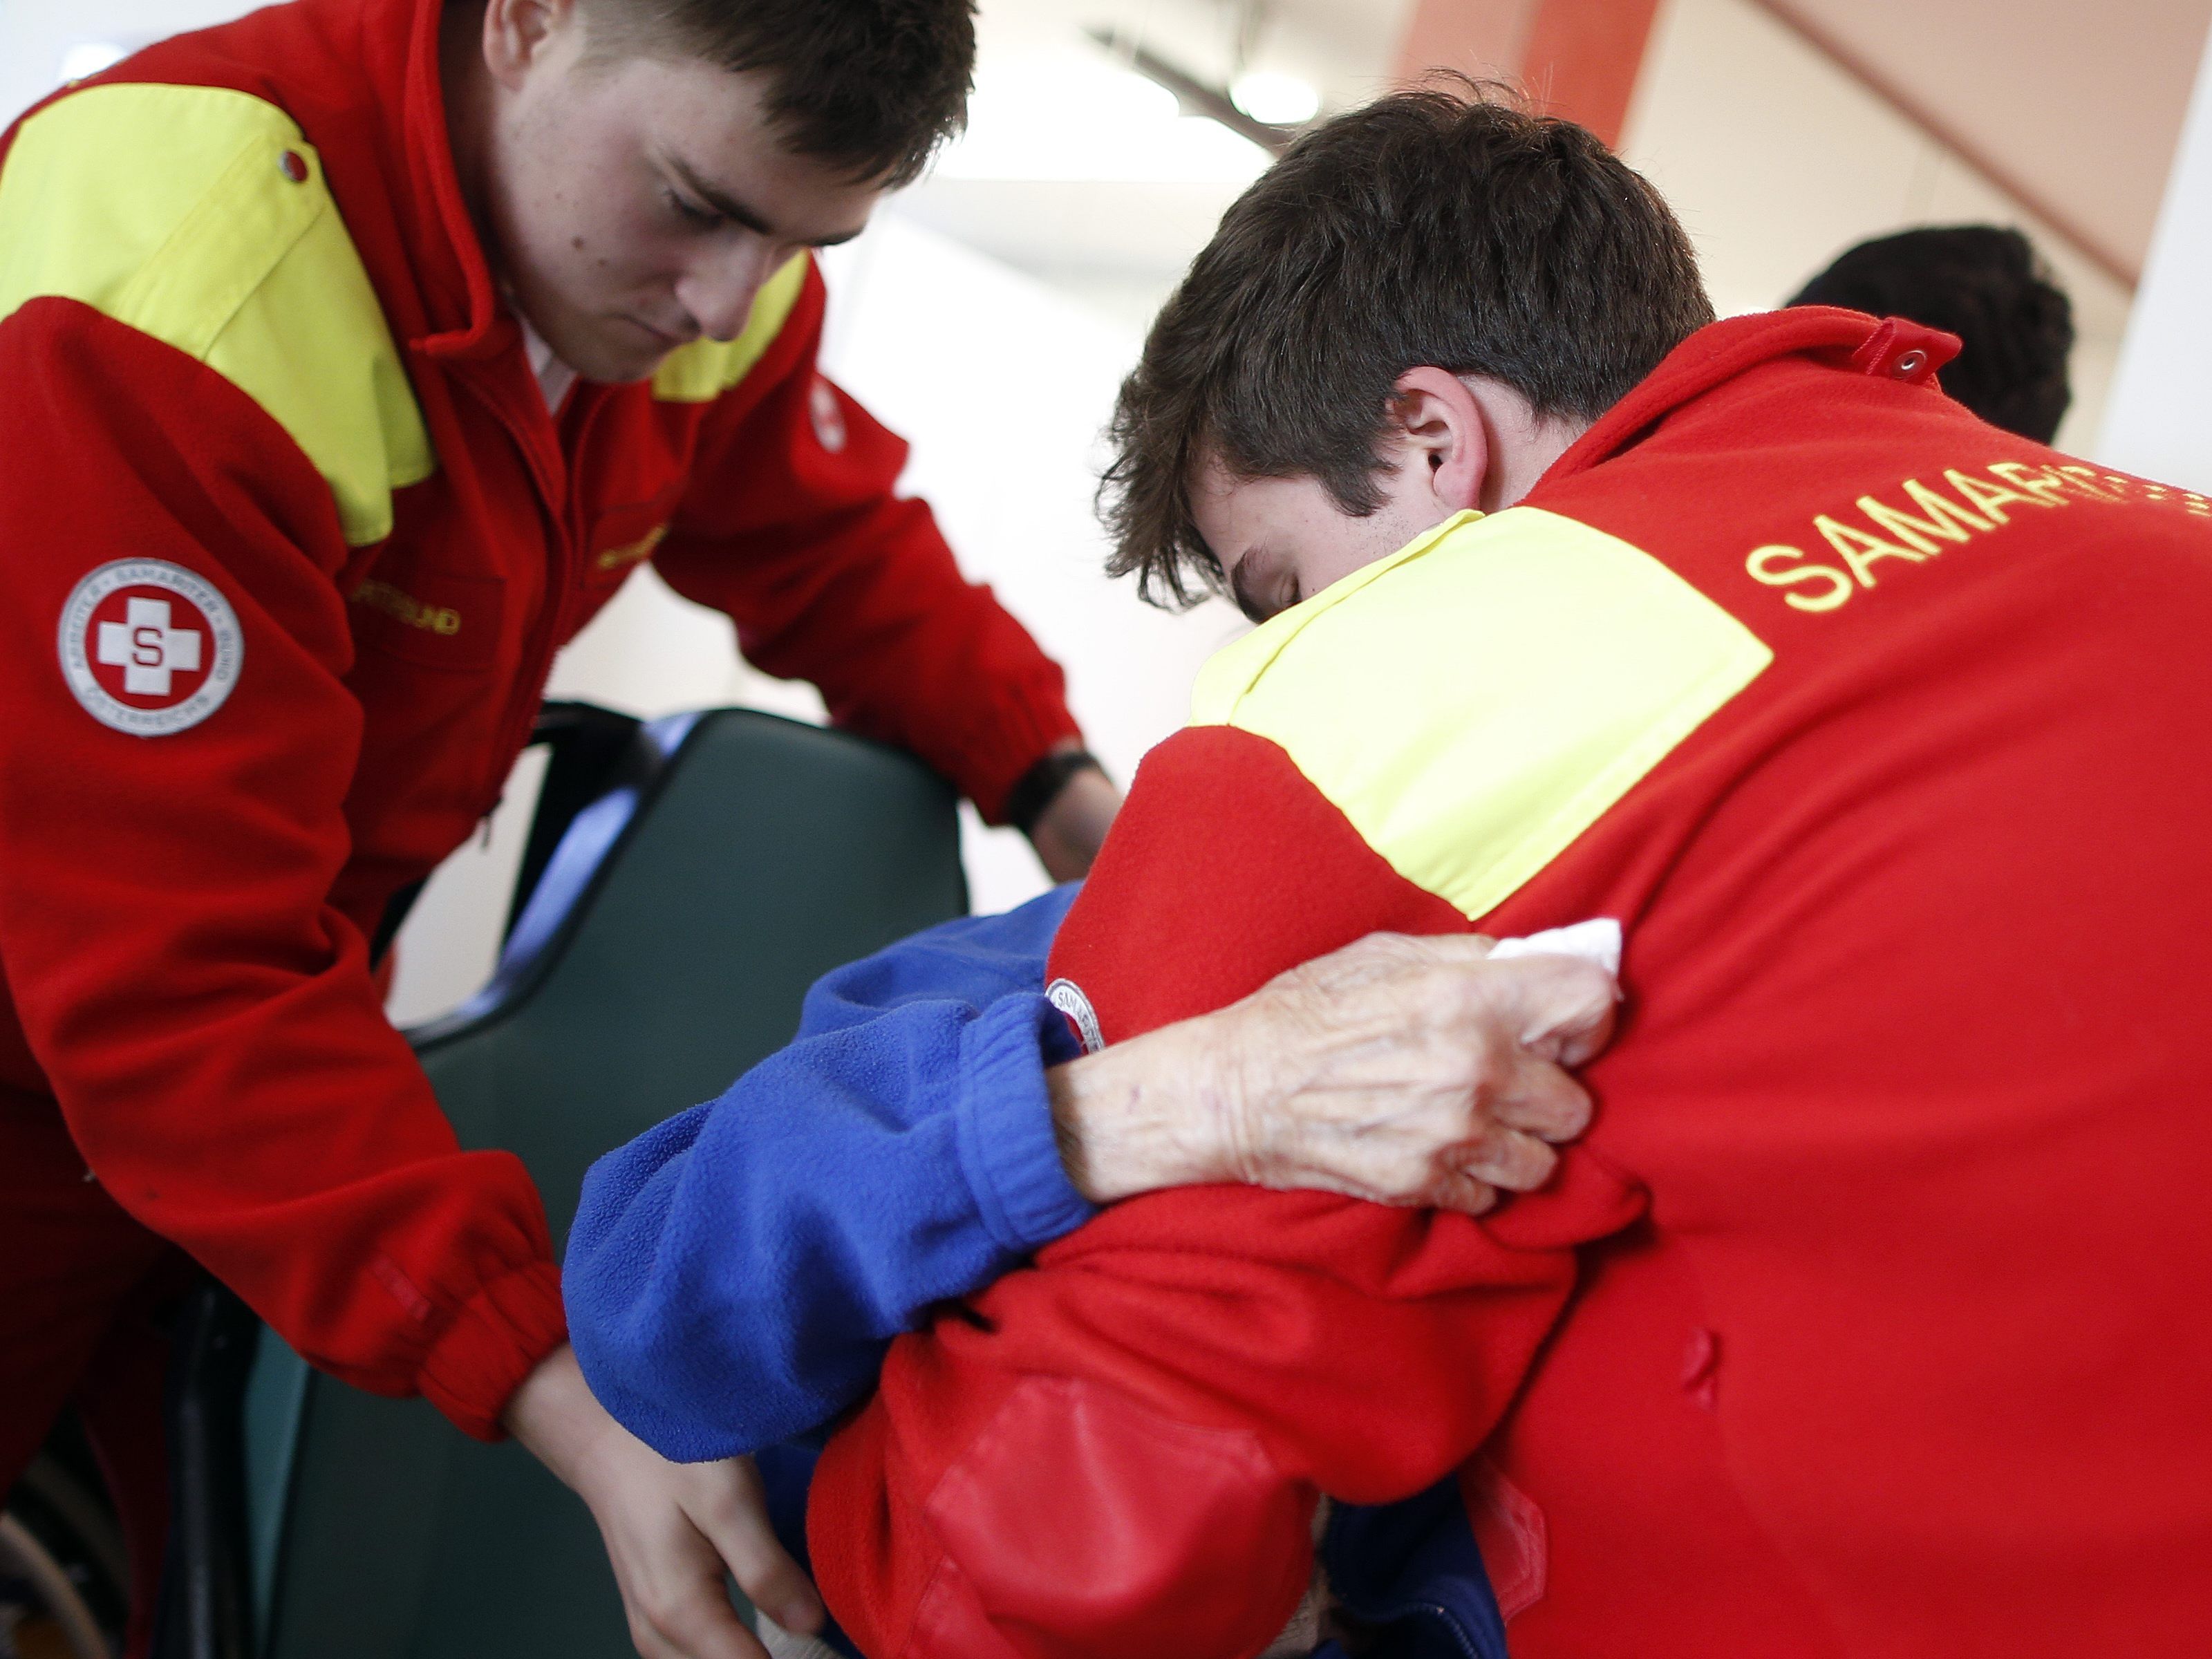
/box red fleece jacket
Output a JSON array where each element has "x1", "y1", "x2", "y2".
[
  {"x1": 0, "y1": 0, "x2": 1079, "y2": 1438},
  {"x1": 810, "y1": 310, "x2": 2212, "y2": 1656}
]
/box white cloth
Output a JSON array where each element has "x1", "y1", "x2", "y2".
[{"x1": 1486, "y1": 915, "x2": 1623, "y2": 977}]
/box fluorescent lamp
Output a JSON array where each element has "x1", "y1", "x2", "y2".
[
  {"x1": 1230, "y1": 70, "x2": 1320, "y2": 127},
  {"x1": 934, "y1": 53, "x2": 1271, "y2": 185}
]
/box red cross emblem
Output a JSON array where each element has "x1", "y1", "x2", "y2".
[{"x1": 59, "y1": 561, "x2": 243, "y2": 735}]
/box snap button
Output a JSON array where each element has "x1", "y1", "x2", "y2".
[
  {"x1": 277, "y1": 149, "x2": 309, "y2": 184},
  {"x1": 1893, "y1": 349, "x2": 1927, "y2": 378}
]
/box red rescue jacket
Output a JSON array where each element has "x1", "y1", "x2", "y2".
[
  {"x1": 809, "y1": 310, "x2": 2212, "y2": 1655},
  {"x1": 0, "y1": 0, "x2": 1078, "y2": 1438}
]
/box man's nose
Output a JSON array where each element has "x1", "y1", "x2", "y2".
[{"x1": 677, "y1": 243, "x2": 778, "y2": 343}]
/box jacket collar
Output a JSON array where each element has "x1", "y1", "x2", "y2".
[
  {"x1": 354, "y1": 0, "x2": 513, "y2": 363},
  {"x1": 1542, "y1": 308, "x2": 1965, "y2": 487}
]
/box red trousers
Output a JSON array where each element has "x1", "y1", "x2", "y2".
[{"x1": 2, "y1": 1084, "x2": 187, "y2": 1658}]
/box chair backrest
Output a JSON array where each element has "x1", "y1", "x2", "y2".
[{"x1": 239, "y1": 708, "x2": 968, "y2": 1659}]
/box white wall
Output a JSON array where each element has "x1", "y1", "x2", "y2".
[
  {"x1": 1620, "y1": 0, "x2": 2135, "y2": 456},
  {"x1": 2099, "y1": 24, "x2": 2212, "y2": 491},
  {"x1": 0, "y1": 0, "x2": 255, "y2": 126}
]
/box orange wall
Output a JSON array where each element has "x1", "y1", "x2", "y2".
[{"x1": 1393, "y1": 0, "x2": 1664, "y2": 148}]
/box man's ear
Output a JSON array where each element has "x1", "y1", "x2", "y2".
[
  {"x1": 1384, "y1": 367, "x2": 1492, "y2": 516},
  {"x1": 482, "y1": 0, "x2": 579, "y2": 92}
]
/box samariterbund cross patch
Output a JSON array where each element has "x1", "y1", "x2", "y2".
[{"x1": 59, "y1": 559, "x2": 243, "y2": 735}]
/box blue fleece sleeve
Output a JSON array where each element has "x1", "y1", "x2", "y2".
[{"x1": 565, "y1": 883, "x2": 1090, "y2": 1460}]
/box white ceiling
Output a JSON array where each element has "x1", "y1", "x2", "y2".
[{"x1": 894, "y1": 0, "x2": 1416, "y2": 326}]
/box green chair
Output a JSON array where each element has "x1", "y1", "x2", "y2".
[{"x1": 174, "y1": 704, "x2": 967, "y2": 1659}]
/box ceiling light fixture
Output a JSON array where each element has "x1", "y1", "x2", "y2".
[
  {"x1": 1229, "y1": 69, "x2": 1320, "y2": 127},
  {"x1": 1084, "y1": 26, "x2": 1304, "y2": 156}
]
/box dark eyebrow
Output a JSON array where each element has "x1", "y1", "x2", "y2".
[{"x1": 666, "y1": 154, "x2": 865, "y2": 248}]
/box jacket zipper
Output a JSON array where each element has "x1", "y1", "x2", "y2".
[{"x1": 478, "y1": 373, "x2": 598, "y2": 793}]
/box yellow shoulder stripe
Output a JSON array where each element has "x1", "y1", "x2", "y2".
[
  {"x1": 1192, "y1": 507, "x2": 1773, "y2": 921},
  {"x1": 0, "y1": 83, "x2": 433, "y2": 547},
  {"x1": 650, "y1": 254, "x2": 812, "y2": 402}
]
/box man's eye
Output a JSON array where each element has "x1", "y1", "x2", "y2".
[{"x1": 665, "y1": 189, "x2": 721, "y2": 229}]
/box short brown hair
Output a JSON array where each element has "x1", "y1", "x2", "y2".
[
  {"x1": 585, "y1": 0, "x2": 975, "y2": 188},
  {"x1": 1100, "y1": 84, "x2": 1714, "y2": 607}
]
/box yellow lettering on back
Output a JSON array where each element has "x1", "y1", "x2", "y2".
[
  {"x1": 1944, "y1": 469, "x2": 2038, "y2": 525},
  {"x1": 1746, "y1": 545, "x2": 1854, "y2": 612},
  {"x1": 1987, "y1": 462, "x2": 2072, "y2": 508},
  {"x1": 1859, "y1": 481, "x2": 1990, "y2": 553},
  {"x1": 2054, "y1": 465, "x2": 2130, "y2": 503},
  {"x1": 1817, "y1": 514, "x2": 1926, "y2": 588}
]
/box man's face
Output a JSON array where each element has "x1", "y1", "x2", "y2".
[
  {"x1": 1189, "y1": 453, "x2": 1456, "y2": 625},
  {"x1": 480, "y1": 21, "x2": 881, "y2": 383}
]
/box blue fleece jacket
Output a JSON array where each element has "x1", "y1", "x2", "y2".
[
  {"x1": 569, "y1": 884, "x2": 1512, "y2": 1659},
  {"x1": 564, "y1": 885, "x2": 1091, "y2": 1461}
]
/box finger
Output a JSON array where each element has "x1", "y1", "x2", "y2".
[
  {"x1": 1483, "y1": 954, "x2": 1620, "y2": 1065},
  {"x1": 728, "y1": 1537, "x2": 824, "y2": 1639},
  {"x1": 630, "y1": 1571, "x2": 766, "y2": 1659},
  {"x1": 1488, "y1": 1058, "x2": 1594, "y2": 1143},
  {"x1": 689, "y1": 1468, "x2": 825, "y2": 1636},
  {"x1": 1425, "y1": 1165, "x2": 1501, "y2": 1216},
  {"x1": 1456, "y1": 1127, "x2": 1559, "y2": 1192},
  {"x1": 623, "y1": 1606, "x2": 677, "y2": 1659}
]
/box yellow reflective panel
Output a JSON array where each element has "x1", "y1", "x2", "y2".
[
  {"x1": 0, "y1": 83, "x2": 433, "y2": 547},
  {"x1": 1192, "y1": 507, "x2": 1774, "y2": 921},
  {"x1": 650, "y1": 253, "x2": 812, "y2": 402}
]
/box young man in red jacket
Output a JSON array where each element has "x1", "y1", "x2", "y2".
[
  {"x1": 807, "y1": 91, "x2": 2212, "y2": 1656},
  {"x1": 0, "y1": 6, "x2": 1616, "y2": 1657},
  {"x1": 0, "y1": 0, "x2": 1102, "y2": 1647},
  {"x1": 4, "y1": 10, "x2": 1610, "y2": 1654}
]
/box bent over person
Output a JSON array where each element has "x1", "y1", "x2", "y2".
[
  {"x1": 0, "y1": 8, "x2": 1619, "y2": 1658},
  {"x1": 766, "y1": 94, "x2": 2212, "y2": 1656}
]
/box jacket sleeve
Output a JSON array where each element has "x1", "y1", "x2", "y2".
[
  {"x1": 0, "y1": 300, "x2": 565, "y2": 1439},
  {"x1": 652, "y1": 264, "x2": 1083, "y2": 822},
  {"x1": 565, "y1": 885, "x2": 1096, "y2": 1459},
  {"x1": 806, "y1": 727, "x2": 1649, "y2": 1659}
]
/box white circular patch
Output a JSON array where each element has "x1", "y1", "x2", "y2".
[
  {"x1": 1044, "y1": 977, "x2": 1105, "y2": 1055},
  {"x1": 58, "y1": 560, "x2": 243, "y2": 736}
]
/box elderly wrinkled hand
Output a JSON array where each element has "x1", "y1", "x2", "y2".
[{"x1": 1051, "y1": 930, "x2": 1618, "y2": 1214}]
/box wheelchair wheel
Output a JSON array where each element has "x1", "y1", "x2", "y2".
[{"x1": 2, "y1": 1447, "x2": 126, "y2": 1659}]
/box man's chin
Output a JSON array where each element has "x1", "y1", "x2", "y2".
[
  {"x1": 570, "y1": 340, "x2": 668, "y2": 386},
  {"x1": 539, "y1": 321, "x2": 680, "y2": 386}
]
